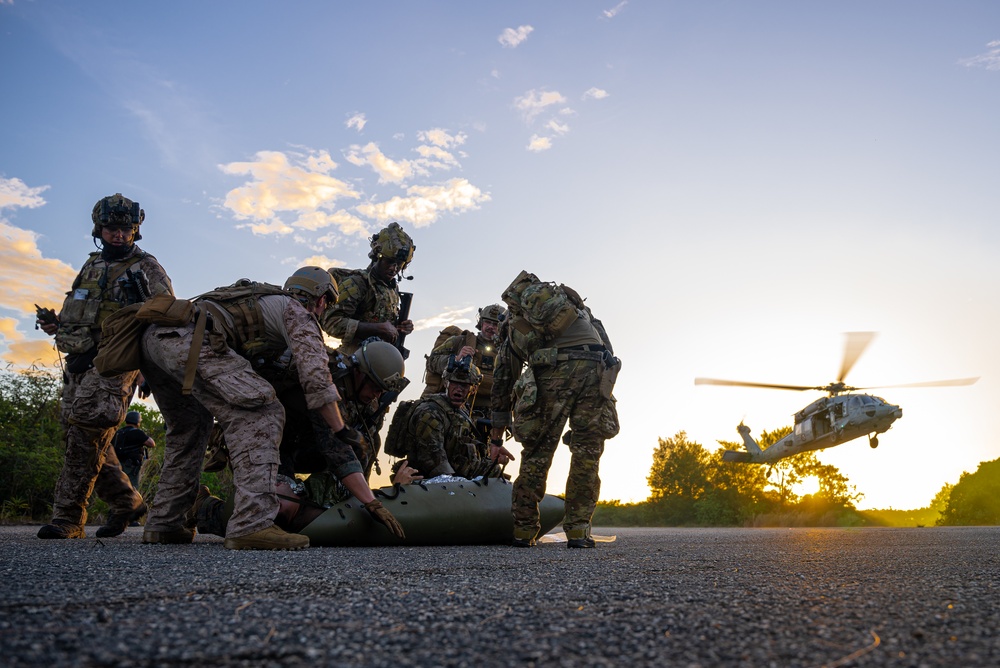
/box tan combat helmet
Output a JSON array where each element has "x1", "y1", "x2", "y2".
[
  {"x1": 284, "y1": 266, "x2": 339, "y2": 305},
  {"x1": 477, "y1": 303, "x2": 507, "y2": 330},
  {"x1": 442, "y1": 355, "x2": 483, "y2": 387},
  {"x1": 92, "y1": 193, "x2": 144, "y2": 240},
  {"x1": 353, "y1": 339, "x2": 409, "y2": 393},
  {"x1": 368, "y1": 222, "x2": 415, "y2": 270}
]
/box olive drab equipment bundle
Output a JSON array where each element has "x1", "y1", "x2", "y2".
[{"x1": 383, "y1": 399, "x2": 419, "y2": 458}]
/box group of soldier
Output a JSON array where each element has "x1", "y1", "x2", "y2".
[{"x1": 34, "y1": 193, "x2": 620, "y2": 550}]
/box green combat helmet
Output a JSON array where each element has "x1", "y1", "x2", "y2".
[
  {"x1": 369, "y1": 222, "x2": 415, "y2": 270},
  {"x1": 477, "y1": 303, "x2": 507, "y2": 330},
  {"x1": 442, "y1": 355, "x2": 483, "y2": 387},
  {"x1": 91, "y1": 193, "x2": 144, "y2": 240},
  {"x1": 353, "y1": 339, "x2": 409, "y2": 393},
  {"x1": 284, "y1": 266, "x2": 339, "y2": 304}
]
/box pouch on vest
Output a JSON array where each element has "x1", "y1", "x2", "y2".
[
  {"x1": 600, "y1": 357, "x2": 621, "y2": 400},
  {"x1": 383, "y1": 400, "x2": 417, "y2": 457},
  {"x1": 135, "y1": 294, "x2": 195, "y2": 326},
  {"x1": 94, "y1": 303, "x2": 146, "y2": 377},
  {"x1": 513, "y1": 366, "x2": 538, "y2": 414}
]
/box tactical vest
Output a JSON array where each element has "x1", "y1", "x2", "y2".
[
  {"x1": 195, "y1": 280, "x2": 292, "y2": 361},
  {"x1": 56, "y1": 251, "x2": 147, "y2": 354},
  {"x1": 422, "y1": 326, "x2": 478, "y2": 395}
]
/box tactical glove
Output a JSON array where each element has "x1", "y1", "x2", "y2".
[
  {"x1": 363, "y1": 499, "x2": 405, "y2": 539},
  {"x1": 334, "y1": 426, "x2": 365, "y2": 451}
]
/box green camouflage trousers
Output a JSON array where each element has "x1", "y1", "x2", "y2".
[{"x1": 511, "y1": 359, "x2": 619, "y2": 540}]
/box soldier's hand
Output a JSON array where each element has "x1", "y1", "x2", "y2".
[
  {"x1": 375, "y1": 321, "x2": 398, "y2": 343},
  {"x1": 489, "y1": 440, "x2": 515, "y2": 465},
  {"x1": 39, "y1": 321, "x2": 58, "y2": 336},
  {"x1": 363, "y1": 499, "x2": 405, "y2": 539},
  {"x1": 334, "y1": 426, "x2": 365, "y2": 451},
  {"x1": 392, "y1": 460, "x2": 422, "y2": 485},
  {"x1": 397, "y1": 319, "x2": 414, "y2": 335},
  {"x1": 457, "y1": 345, "x2": 476, "y2": 359}
]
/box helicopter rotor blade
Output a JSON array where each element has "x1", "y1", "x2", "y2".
[
  {"x1": 837, "y1": 331, "x2": 876, "y2": 383},
  {"x1": 694, "y1": 378, "x2": 819, "y2": 392},
  {"x1": 856, "y1": 377, "x2": 980, "y2": 390}
]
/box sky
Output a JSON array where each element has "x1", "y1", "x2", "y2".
[{"x1": 2, "y1": 1, "x2": 998, "y2": 511}]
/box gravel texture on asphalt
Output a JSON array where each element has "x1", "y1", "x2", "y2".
[{"x1": 1, "y1": 525, "x2": 997, "y2": 667}]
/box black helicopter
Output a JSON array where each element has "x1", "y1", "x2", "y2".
[{"x1": 695, "y1": 332, "x2": 978, "y2": 464}]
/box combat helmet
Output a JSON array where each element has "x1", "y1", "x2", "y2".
[
  {"x1": 477, "y1": 303, "x2": 507, "y2": 329},
  {"x1": 442, "y1": 355, "x2": 483, "y2": 387},
  {"x1": 368, "y1": 222, "x2": 415, "y2": 270},
  {"x1": 353, "y1": 338, "x2": 409, "y2": 393},
  {"x1": 125, "y1": 411, "x2": 141, "y2": 426},
  {"x1": 284, "y1": 266, "x2": 339, "y2": 305},
  {"x1": 91, "y1": 193, "x2": 144, "y2": 240}
]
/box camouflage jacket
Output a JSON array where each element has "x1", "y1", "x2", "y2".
[
  {"x1": 405, "y1": 394, "x2": 487, "y2": 478},
  {"x1": 320, "y1": 266, "x2": 400, "y2": 353},
  {"x1": 423, "y1": 330, "x2": 497, "y2": 411},
  {"x1": 55, "y1": 245, "x2": 172, "y2": 355}
]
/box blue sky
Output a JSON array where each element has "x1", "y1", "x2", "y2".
[{"x1": 2, "y1": 1, "x2": 999, "y2": 509}]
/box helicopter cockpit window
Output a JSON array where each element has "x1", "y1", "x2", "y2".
[
  {"x1": 861, "y1": 395, "x2": 877, "y2": 406},
  {"x1": 849, "y1": 396, "x2": 864, "y2": 410}
]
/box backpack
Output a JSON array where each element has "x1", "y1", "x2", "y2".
[
  {"x1": 422, "y1": 325, "x2": 476, "y2": 395},
  {"x1": 93, "y1": 303, "x2": 147, "y2": 377},
  {"x1": 383, "y1": 399, "x2": 418, "y2": 457},
  {"x1": 195, "y1": 279, "x2": 290, "y2": 356}
]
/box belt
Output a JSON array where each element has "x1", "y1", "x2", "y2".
[
  {"x1": 559, "y1": 344, "x2": 606, "y2": 353},
  {"x1": 556, "y1": 350, "x2": 604, "y2": 362}
]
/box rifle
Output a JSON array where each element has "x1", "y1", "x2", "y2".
[
  {"x1": 34, "y1": 304, "x2": 58, "y2": 330},
  {"x1": 353, "y1": 389, "x2": 402, "y2": 477},
  {"x1": 395, "y1": 291, "x2": 413, "y2": 360},
  {"x1": 118, "y1": 268, "x2": 151, "y2": 306}
]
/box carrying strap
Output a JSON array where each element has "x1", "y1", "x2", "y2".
[{"x1": 181, "y1": 306, "x2": 209, "y2": 395}]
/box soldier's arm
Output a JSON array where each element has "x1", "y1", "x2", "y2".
[
  {"x1": 138, "y1": 255, "x2": 175, "y2": 296},
  {"x1": 426, "y1": 335, "x2": 463, "y2": 375},
  {"x1": 282, "y1": 300, "x2": 341, "y2": 410},
  {"x1": 490, "y1": 337, "x2": 521, "y2": 430}
]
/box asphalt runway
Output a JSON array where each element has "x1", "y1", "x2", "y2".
[{"x1": 1, "y1": 525, "x2": 997, "y2": 667}]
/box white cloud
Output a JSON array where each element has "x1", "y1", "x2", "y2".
[
  {"x1": 498, "y1": 25, "x2": 534, "y2": 49},
  {"x1": 417, "y1": 128, "x2": 467, "y2": 149},
  {"x1": 514, "y1": 89, "x2": 568, "y2": 123},
  {"x1": 283, "y1": 254, "x2": 347, "y2": 270},
  {"x1": 959, "y1": 40, "x2": 1000, "y2": 71},
  {"x1": 345, "y1": 142, "x2": 415, "y2": 184},
  {"x1": 346, "y1": 112, "x2": 367, "y2": 132},
  {"x1": 527, "y1": 135, "x2": 553, "y2": 152},
  {"x1": 546, "y1": 120, "x2": 570, "y2": 136},
  {"x1": 413, "y1": 306, "x2": 476, "y2": 333},
  {"x1": 218, "y1": 150, "x2": 366, "y2": 238},
  {"x1": 0, "y1": 177, "x2": 49, "y2": 211},
  {"x1": 355, "y1": 178, "x2": 491, "y2": 228},
  {"x1": 602, "y1": 1, "x2": 628, "y2": 19},
  {"x1": 583, "y1": 87, "x2": 610, "y2": 100}
]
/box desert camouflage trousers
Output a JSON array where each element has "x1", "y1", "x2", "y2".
[
  {"x1": 52, "y1": 367, "x2": 142, "y2": 526},
  {"x1": 511, "y1": 359, "x2": 619, "y2": 540},
  {"x1": 141, "y1": 324, "x2": 282, "y2": 539}
]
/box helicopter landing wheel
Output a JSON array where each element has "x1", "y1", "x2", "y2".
[{"x1": 869, "y1": 435, "x2": 879, "y2": 449}]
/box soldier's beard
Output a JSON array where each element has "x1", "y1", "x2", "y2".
[{"x1": 101, "y1": 243, "x2": 133, "y2": 260}]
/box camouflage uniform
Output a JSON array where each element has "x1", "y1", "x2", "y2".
[
  {"x1": 492, "y1": 281, "x2": 620, "y2": 542},
  {"x1": 141, "y1": 294, "x2": 338, "y2": 539},
  {"x1": 423, "y1": 330, "x2": 498, "y2": 414},
  {"x1": 403, "y1": 394, "x2": 489, "y2": 479},
  {"x1": 320, "y1": 268, "x2": 403, "y2": 355},
  {"x1": 50, "y1": 245, "x2": 173, "y2": 529}
]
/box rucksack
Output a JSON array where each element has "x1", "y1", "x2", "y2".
[
  {"x1": 195, "y1": 279, "x2": 290, "y2": 356},
  {"x1": 383, "y1": 399, "x2": 418, "y2": 457},
  {"x1": 502, "y1": 271, "x2": 587, "y2": 341}
]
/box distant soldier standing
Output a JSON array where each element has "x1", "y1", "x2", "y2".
[
  {"x1": 491, "y1": 272, "x2": 621, "y2": 548},
  {"x1": 112, "y1": 410, "x2": 155, "y2": 491},
  {"x1": 36, "y1": 194, "x2": 173, "y2": 540}
]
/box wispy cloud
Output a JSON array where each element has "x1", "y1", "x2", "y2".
[
  {"x1": 583, "y1": 87, "x2": 610, "y2": 100},
  {"x1": 514, "y1": 89, "x2": 569, "y2": 123},
  {"x1": 346, "y1": 112, "x2": 367, "y2": 132},
  {"x1": 355, "y1": 178, "x2": 490, "y2": 228},
  {"x1": 413, "y1": 306, "x2": 476, "y2": 332},
  {"x1": 959, "y1": 40, "x2": 1000, "y2": 71},
  {"x1": 527, "y1": 135, "x2": 553, "y2": 152},
  {"x1": 345, "y1": 142, "x2": 416, "y2": 184},
  {"x1": 602, "y1": 1, "x2": 628, "y2": 19},
  {"x1": 498, "y1": 25, "x2": 534, "y2": 49}
]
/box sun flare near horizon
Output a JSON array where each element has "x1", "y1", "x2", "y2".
[{"x1": 793, "y1": 475, "x2": 821, "y2": 497}]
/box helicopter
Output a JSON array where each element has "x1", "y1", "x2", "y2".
[{"x1": 695, "y1": 332, "x2": 979, "y2": 464}]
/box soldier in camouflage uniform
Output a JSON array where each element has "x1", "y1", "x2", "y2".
[
  {"x1": 140, "y1": 267, "x2": 403, "y2": 550},
  {"x1": 491, "y1": 272, "x2": 621, "y2": 548},
  {"x1": 189, "y1": 339, "x2": 410, "y2": 536},
  {"x1": 421, "y1": 304, "x2": 506, "y2": 421},
  {"x1": 400, "y1": 356, "x2": 514, "y2": 480},
  {"x1": 320, "y1": 222, "x2": 415, "y2": 355},
  {"x1": 36, "y1": 194, "x2": 173, "y2": 540}
]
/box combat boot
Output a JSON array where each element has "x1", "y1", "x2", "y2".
[
  {"x1": 142, "y1": 527, "x2": 195, "y2": 544},
  {"x1": 511, "y1": 537, "x2": 536, "y2": 548},
  {"x1": 567, "y1": 537, "x2": 596, "y2": 549},
  {"x1": 37, "y1": 520, "x2": 85, "y2": 539},
  {"x1": 96, "y1": 502, "x2": 147, "y2": 538},
  {"x1": 223, "y1": 525, "x2": 309, "y2": 551}
]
